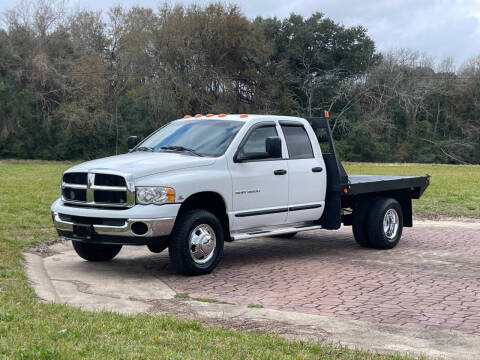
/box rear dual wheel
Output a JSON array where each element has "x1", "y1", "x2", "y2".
[{"x1": 352, "y1": 197, "x2": 403, "y2": 249}]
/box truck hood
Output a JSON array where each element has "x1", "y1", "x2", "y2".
[{"x1": 67, "y1": 152, "x2": 216, "y2": 179}]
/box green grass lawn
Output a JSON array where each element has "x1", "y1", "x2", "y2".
[{"x1": 2, "y1": 159, "x2": 476, "y2": 359}]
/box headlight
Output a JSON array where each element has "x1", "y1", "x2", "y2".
[{"x1": 136, "y1": 186, "x2": 175, "y2": 204}]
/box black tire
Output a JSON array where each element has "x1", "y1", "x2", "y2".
[
  {"x1": 273, "y1": 232, "x2": 297, "y2": 239},
  {"x1": 352, "y1": 198, "x2": 375, "y2": 248},
  {"x1": 72, "y1": 241, "x2": 122, "y2": 261},
  {"x1": 169, "y1": 210, "x2": 224, "y2": 276},
  {"x1": 147, "y1": 238, "x2": 169, "y2": 253},
  {"x1": 367, "y1": 197, "x2": 403, "y2": 249}
]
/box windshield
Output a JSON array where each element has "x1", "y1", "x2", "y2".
[{"x1": 137, "y1": 120, "x2": 244, "y2": 157}]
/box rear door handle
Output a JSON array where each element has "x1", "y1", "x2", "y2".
[
  {"x1": 274, "y1": 169, "x2": 287, "y2": 175},
  {"x1": 312, "y1": 167, "x2": 323, "y2": 172}
]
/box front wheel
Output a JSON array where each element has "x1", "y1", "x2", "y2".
[
  {"x1": 367, "y1": 198, "x2": 403, "y2": 249},
  {"x1": 169, "y1": 210, "x2": 224, "y2": 276},
  {"x1": 72, "y1": 241, "x2": 122, "y2": 261}
]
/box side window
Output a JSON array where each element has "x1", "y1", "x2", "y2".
[
  {"x1": 237, "y1": 125, "x2": 279, "y2": 161},
  {"x1": 281, "y1": 125, "x2": 314, "y2": 159}
]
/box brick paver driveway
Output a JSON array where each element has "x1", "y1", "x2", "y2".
[{"x1": 162, "y1": 225, "x2": 480, "y2": 335}]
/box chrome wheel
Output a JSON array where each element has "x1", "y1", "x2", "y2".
[
  {"x1": 383, "y1": 208, "x2": 399, "y2": 241},
  {"x1": 189, "y1": 224, "x2": 216, "y2": 264}
]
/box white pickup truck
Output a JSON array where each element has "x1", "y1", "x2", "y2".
[{"x1": 51, "y1": 113, "x2": 429, "y2": 275}]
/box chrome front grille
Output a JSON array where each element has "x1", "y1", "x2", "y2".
[{"x1": 62, "y1": 171, "x2": 135, "y2": 208}]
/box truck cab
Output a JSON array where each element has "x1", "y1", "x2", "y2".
[{"x1": 52, "y1": 114, "x2": 429, "y2": 275}]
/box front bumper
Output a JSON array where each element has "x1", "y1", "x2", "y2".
[{"x1": 51, "y1": 198, "x2": 179, "y2": 245}]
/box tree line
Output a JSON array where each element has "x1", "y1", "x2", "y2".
[{"x1": 0, "y1": 0, "x2": 479, "y2": 163}]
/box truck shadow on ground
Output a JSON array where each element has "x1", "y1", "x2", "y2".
[{"x1": 93, "y1": 228, "x2": 406, "y2": 278}]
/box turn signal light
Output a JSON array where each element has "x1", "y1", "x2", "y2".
[
  {"x1": 324, "y1": 110, "x2": 329, "y2": 118},
  {"x1": 166, "y1": 188, "x2": 175, "y2": 202}
]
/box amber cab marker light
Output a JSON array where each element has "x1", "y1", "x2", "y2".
[
  {"x1": 218, "y1": 113, "x2": 226, "y2": 117},
  {"x1": 324, "y1": 110, "x2": 329, "y2": 118},
  {"x1": 343, "y1": 188, "x2": 349, "y2": 194},
  {"x1": 206, "y1": 113, "x2": 214, "y2": 117},
  {"x1": 240, "y1": 114, "x2": 248, "y2": 118},
  {"x1": 194, "y1": 114, "x2": 202, "y2": 118},
  {"x1": 183, "y1": 115, "x2": 192, "y2": 118}
]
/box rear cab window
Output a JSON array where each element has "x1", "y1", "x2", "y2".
[{"x1": 280, "y1": 123, "x2": 314, "y2": 159}]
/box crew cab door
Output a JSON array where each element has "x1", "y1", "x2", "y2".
[
  {"x1": 280, "y1": 121, "x2": 326, "y2": 223},
  {"x1": 229, "y1": 122, "x2": 289, "y2": 230}
]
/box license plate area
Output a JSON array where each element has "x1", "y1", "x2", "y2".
[{"x1": 73, "y1": 224, "x2": 93, "y2": 239}]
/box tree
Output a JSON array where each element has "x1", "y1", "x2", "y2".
[
  {"x1": 258, "y1": 12, "x2": 378, "y2": 117},
  {"x1": 0, "y1": 1, "x2": 479, "y2": 164}
]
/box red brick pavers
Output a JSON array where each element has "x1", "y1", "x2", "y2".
[{"x1": 161, "y1": 226, "x2": 480, "y2": 335}]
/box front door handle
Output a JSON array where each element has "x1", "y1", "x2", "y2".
[
  {"x1": 312, "y1": 167, "x2": 323, "y2": 172},
  {"x1": 274, "y1": 169, "x2": 287, "y2": 175}
]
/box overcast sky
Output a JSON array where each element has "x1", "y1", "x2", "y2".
[{"x1": 2, "y1": 0, "x2": 480, "y2": 67}]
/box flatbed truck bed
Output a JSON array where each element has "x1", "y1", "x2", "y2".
[
  {"x1": 346, "y1": 174, "x2": 429, "y2": 197},
  {"x1": 307, "y1": 116, "x2": 430, "y2": 232}
]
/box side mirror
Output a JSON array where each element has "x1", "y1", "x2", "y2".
[
  {"x1": 127, "y1": 136, "x2": 139, "y2": 151},
  {"x1": 265, "y1": 136, "x2": 282, "y2": 158}
]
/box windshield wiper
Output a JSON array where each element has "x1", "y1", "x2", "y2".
[
  {"x1": 159, "y1": 146, "x2": 204, "y2": 157},
  {"x1": 136, "y1": 146, "x2": 155, "y2": 152}
]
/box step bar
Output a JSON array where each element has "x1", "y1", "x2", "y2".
[{"x1": 231, "y1": 224, "x2": 322, "y2": 241}]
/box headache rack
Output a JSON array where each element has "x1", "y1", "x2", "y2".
[{"x1": 307, "y1": 115, "x2": 348, "y2": 230}]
